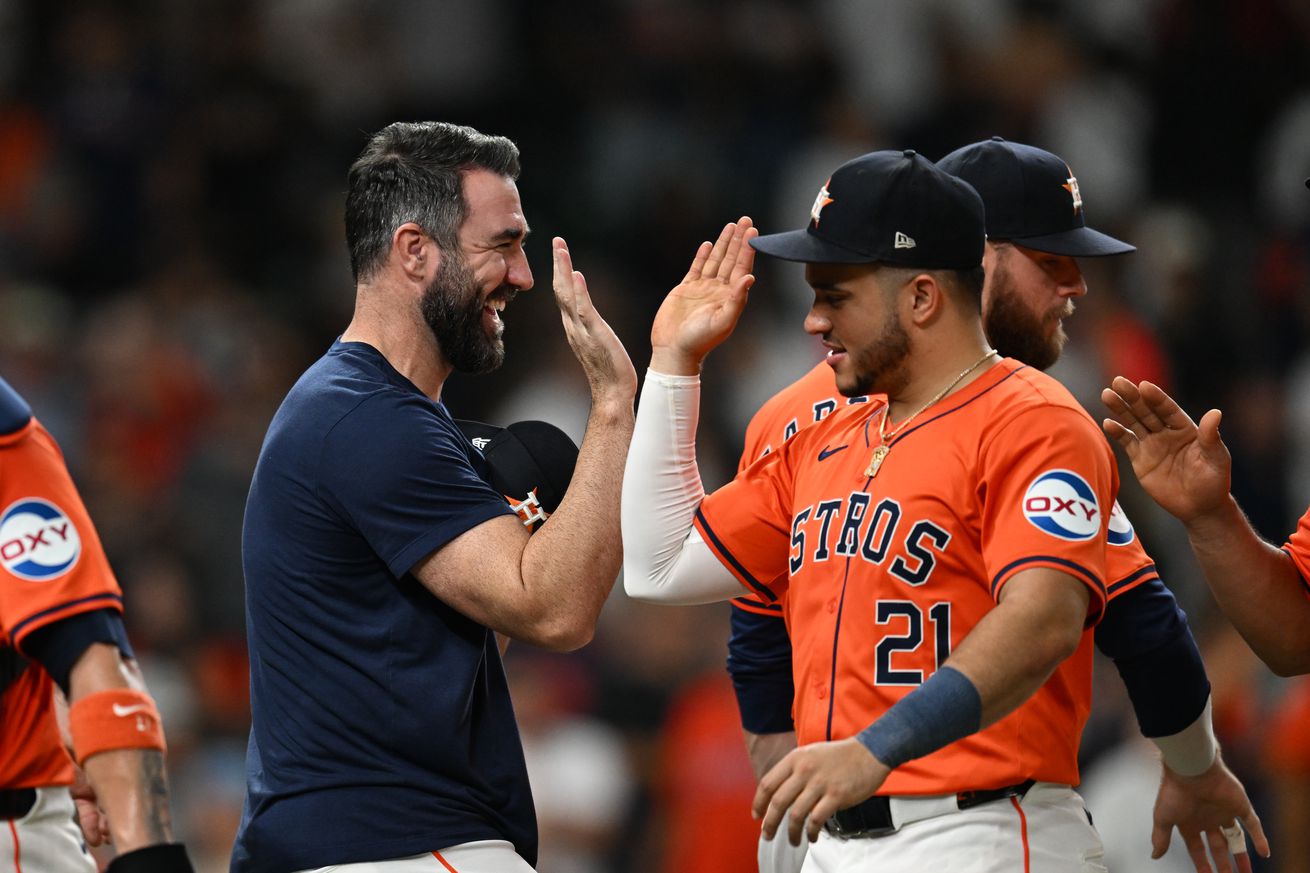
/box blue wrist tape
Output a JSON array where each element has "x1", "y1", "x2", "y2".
[{"x1": 856, "y1": 666, "x2": 982, "y2": 769}]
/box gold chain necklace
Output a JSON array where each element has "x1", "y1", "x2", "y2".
[{"x1": 865, "y1": 349, "x2": 997, "y2": 477}]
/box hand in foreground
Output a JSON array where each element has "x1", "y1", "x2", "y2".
[
  {"x1": 552, "y1": 237, "x2": 637, "y2": 405},
  {"x1": 752, "y1": 737, "x2": 891, "y2": 846},
  {"x1": 70, "y1": 765, "x2": 111, "y2": 847},
  {"x1": 1152, "y1": 751, "x2": 1269, "y2": 873},
  {"x1": 1101, "y1": 377, "x2": 1230, "y2": 524},
  {"x1": 650, "y1": 216, "x2": 757, "y2": 375}
]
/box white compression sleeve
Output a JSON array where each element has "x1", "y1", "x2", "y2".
[
  {"x1": 1150, "y1": 695, "x2": 1219, "y2": 776},
  {"x1": 621, "y1": 369, "x2": 742, "y2": 604}
]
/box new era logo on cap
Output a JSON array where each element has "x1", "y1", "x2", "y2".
[{"x1": 751, "y1": 149, "x2": 984, "y2": 269}]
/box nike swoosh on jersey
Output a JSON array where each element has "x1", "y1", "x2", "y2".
[
  {"x1": 818, "y1": 445, "x2": 848, "y2": 461},
  {"x1": 112, "y1": 703, "x2": 152, "y2": 718}
]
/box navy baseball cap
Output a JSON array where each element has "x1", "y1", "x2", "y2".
[
  {"x1": 936, "y1": 137, "x2": 1134, "y2": 257},
  {"x1": 751, "y1": 149, "x2": 985, "y2": 269},
  {"x1": 457, "y1": 419, "x2": 578, "y2": 531}
]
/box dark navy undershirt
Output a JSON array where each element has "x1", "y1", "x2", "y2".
[{"x1": 231, "y1": 340, "x2": 531, "y2": 873}]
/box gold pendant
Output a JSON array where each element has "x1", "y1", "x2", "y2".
[{"x1": 866, "y1": 445, "x2": 890, "y2": 478}]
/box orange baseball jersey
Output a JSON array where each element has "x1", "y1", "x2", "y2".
[
  {"x1": 0, "y1": 414, "x2": 124, "y2": 788},
  {"x1": 698, "y1": 358, "x2": 1118, "y2": 794},
  {"x1": 731, "y1": 360, "x2": 1158, "y2": 622},
  {"x1": 1282, "y1": 505, "x2": 1310, "y2": 592}
]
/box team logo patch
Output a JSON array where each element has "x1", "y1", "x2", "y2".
[
  {"x1": 1107, "y1": 500, "x2": 1135, "y2": 546},
  {"x1": 0, "y1": 498, "x2": 82, "y2": 581},
  {"x1": 1022, "y1": 470, "x2": 1101, "y2": 541}
]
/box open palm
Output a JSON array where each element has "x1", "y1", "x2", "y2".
[
  {"x1": 1101, "y1": 377, "x2": 1230, "y2": 524},
  {"x1": 650, "y1": 217, "x2": 757, "y2": 371}
]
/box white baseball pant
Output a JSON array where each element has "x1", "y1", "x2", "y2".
[{"x1": 0, "y1": 786, "x2": 96, "y2": 873}]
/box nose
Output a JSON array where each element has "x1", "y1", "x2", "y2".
[
  {"x1": 509, "y1": 249, "x2": 533, "y2": 292},
  {"x1": 1056, "y1": 258, "x2": 1087, "y2": 298},
  {"x1": 803, "y1": 308, "x2": 831, "y2": 337}
]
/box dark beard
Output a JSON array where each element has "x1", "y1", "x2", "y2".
[
  {"x1": 420, "y1": 252, "x2": 508, "y2": 375},
  {"x1": 845, "y1": 309, "x2": 911, "y2": 397},
  {"x1": 983, "y1": 262, "x2": 1063, "y2": 371}
]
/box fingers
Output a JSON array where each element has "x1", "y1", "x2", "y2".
[
  {"x1": 701, "y1": 222, "x2": 738, "y2": 280},
  {"x1": 1101, "y1": 417, "x2": 1139, "y2": 455},
  {"x1": 683, "y1": 241, "x2": 713, "y2": 284},
  {"x1": 1180, "y1": 830, "x2": 1211, "y2": 873},
  {"x1": 553, "y1": 237, "x2": 594, "y2": 322},
  {"x1": 1137, "y1": 381, "x2": 1200, "y2": 433},
  {"x1": 1242, "y1": 809, "x2": 1270, "y2": 858},
  {"x1": 1150, "y1": 819, "x2": 1171, "y2": 860},
  {"x1": 1198, "y1": 408, "x2": 1225, "y2": 451},
  {"x1": 1206, "y1": 827, "x2": 1235, "y2": 873}
]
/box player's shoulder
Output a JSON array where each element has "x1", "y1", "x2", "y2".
[
  {"x1": 988, "y1": 359, "x2": 1096, "y2": 422},
  {"x1": 0, "y1": 376, "x2": 33, "y2": 436}
]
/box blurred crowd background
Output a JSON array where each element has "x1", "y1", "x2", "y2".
[{"x1": 2, "y1": 0, "x2": 1310, "y2": 870}]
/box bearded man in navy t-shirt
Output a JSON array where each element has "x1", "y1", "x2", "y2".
[{"x1": 232, "y1": 121, "x2": 637, "y2": 873}]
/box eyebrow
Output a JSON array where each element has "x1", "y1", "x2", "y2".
[{"x1": 491, "y1": 225, "x2": 531, "y2": 244}]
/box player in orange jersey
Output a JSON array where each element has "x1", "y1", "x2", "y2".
[
  {"x1": 1104, "y1": 376, "x2": 1310, "y2": 676},
  {"x1": 621, "y1": 151, "x2": 1244, "y2": 873},
  {"x1": 0, "y1": 376, "x2": 192, "y2": 872},
  {"x1": 730, "y1": 139, "x2": 1265, "y2": 873}
]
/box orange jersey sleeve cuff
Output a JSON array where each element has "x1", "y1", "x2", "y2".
[
  {"x1": 990, "y1": 555, "x2": 1107, "y2": 624},
  {"x1": 694, "y1": 507, "x2": 778, "y2": 604}
]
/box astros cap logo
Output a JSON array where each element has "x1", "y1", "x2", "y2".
[
  {"x1": 0, "y1": 498, "x2": 82, "y2": 581},
  {"x1": 1022, "y1": 470, "x2": 1100, "y2": 541},
  {"x1": 810, "y1": 179, "x2": 834, "y2": 227},
  {"x1": 1062, "y1": 167, "x2": 1083, "y2": 214}
]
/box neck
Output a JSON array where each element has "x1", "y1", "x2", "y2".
[
  {"x1": 341, "y1": 282, "x2": 452, "y2": 402},
  {"x1": 885, "y1": 325, "x2": 993, "y2": 423}
]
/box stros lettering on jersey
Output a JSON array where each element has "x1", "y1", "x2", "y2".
[
  {"x1": 697, "y1": 358, "x2": 1118, "y2": 795},
  {"x1": 730, "y1": 361, "x2": 1160, "y2": 620}
]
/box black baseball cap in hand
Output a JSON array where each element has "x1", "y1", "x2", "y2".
[
  {"x1": 936, "y1": 137, "x2": 1135, "y2": 257},
  {"x1": 751, "y1": 149, "x2": 985, "y2": 269},
  {"x1": 457, "y1": 419, "x2": 579, "y2": 532}
]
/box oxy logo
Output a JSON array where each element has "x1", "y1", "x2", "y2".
[
  {"x1": 0, "y1": 498, "x2": 81, "y2": 581},
  {"x1": 1022, "y1": 470, "x2": 1100, "y2": 541},
  {"x1": 1107, "y1": 500, "x2": 1135, "y2": 546}
]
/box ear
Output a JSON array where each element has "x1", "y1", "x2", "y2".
[
  {"x1": 904, "y1": 273, "x2": 945, "y2": 327},
  {"x1": 392, "y1": 222, "x2": 439, "y2": 284}
]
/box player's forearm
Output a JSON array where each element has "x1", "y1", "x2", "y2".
[
  {"x1": 621, "y1": 369, "x2": 730, "y2": 603},
  {"x1": 744, "y1": 730, "x2": 797, "y2": 782},
  {"x1": 1184, "y1": 496, "x2": 1310, "y2": 675},
  {"x1": 82, "y1": 748, "x2": 175, "y2": 852},
  {"x1": 948, "y1": 570, "x2": 1089, "y2": 727},
  {"x1": 518, "y1": 401, "x2": 633, "y2": 649}
]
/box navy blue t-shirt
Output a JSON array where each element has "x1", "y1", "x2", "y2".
[{"x1": 231, "y1": 341, "x2": 533, "y2": 873}]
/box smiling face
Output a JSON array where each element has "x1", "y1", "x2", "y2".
[
  {"x1": 421, "y1": 169, "x2": 533, "y2": 374},
  {"x1": 981, "y1": 243, "x2": 1086, "y2": 371},
  {"x1": 802, "y1": 262, "x2": 912, "y2": 398}
]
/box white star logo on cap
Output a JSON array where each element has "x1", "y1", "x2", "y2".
[{"x1": 810, "y1": 179, "x2": 834, "y2": 227}]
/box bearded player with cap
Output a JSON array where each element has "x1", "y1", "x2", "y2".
[
  {"x1": 624, "y1": 150, "x2": 1121, "y2": 872},
  {"x1": 731, "y1": 138, "x2": 1266, "y2": 873}
]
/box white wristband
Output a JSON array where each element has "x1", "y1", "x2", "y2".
[{"x1": 1151, "y1": 696, "x2": 1219, "y2": 776}]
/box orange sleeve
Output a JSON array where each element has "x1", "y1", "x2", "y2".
[
  {"x1": 1283, "y1": 506, "x2": 1310, "y2": 593},
  {"x1": 979, "y1": 406, "x2": 1113, "y2": 620},
  {"x1": 697, "y1": 434, "x2": 809, "y2": 604},
  {"x1": 1103, "y1": 501, "x2": 1161, "y2": 600},
  {"x1": 0, "y1": 421, "x2": 122, "y2": 649}
]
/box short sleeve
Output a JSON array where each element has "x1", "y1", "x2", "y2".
[
  {"x1": 1283, "y1": 507, "x2": 1310, "y2": 593},
  {"x1": 696, "y1": 442, "x2": 800, "y2": 603},
  {"x1": 318, "y1": 392, "x2": 514, "y2": 579},
  {"x1": 0, "y1": 423, "x2": 123, "y2": 648},
  {"x1": 980, "y1": 406, "x2": 1113, "y2": 620}
]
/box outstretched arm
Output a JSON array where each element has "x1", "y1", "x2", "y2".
[{"x1": 1102, "y1": 377, "x2": 1310, "y2": 675}]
